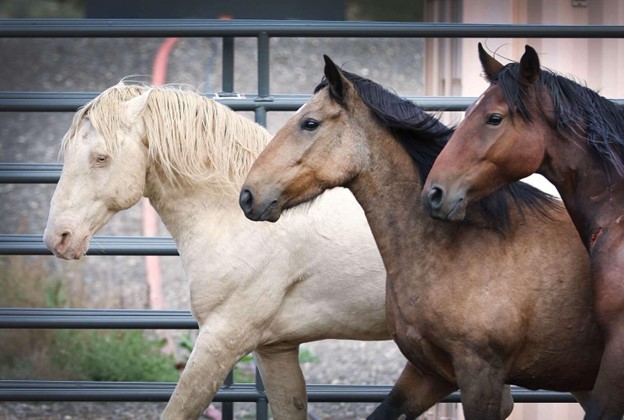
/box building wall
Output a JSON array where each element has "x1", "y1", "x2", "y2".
[{"x1": 458, "y1": 0, "x2": 623, "y2": 98}]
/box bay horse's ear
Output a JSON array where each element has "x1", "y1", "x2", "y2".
[
  {"x1": 125, "y1": 90, "x2": 151, "y2": 121},
  {"x1": 478, "y1": 43, "x2": 504, "y2": 82},
  {"x1": 323, "y1": 55, "x2": 346, "y2": 104},
  {"x1": 519, "y1": 45, "x2": 541, "y2": 85}
]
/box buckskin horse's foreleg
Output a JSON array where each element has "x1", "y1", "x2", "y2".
[
  {"x1": 367, "y1": 361, "x2": 457, "y2": 419},
  {"x1": 572, "y1": 391, "x2": 592, "y2": 413},
  {"x1": 454, "y1": 357, "x2": 507, "y2": 420},
  {"x1": 161, "y1": 325, "x2": 258, "y2": 420},
  {"x1": 254, "y1": 345, "x2": 308, "y2": 420}
]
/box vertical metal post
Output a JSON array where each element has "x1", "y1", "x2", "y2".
[
  {"x1": 221, "y1": 37, "x2": 235, "y2": 94},
  {"x1": 222, "y1": 370, "x2": 234, "y2": 420},
  {"x1": 257, "y1": 32, "x2": 270, "y2": 99},
  {"x1": 255, "y1": 368, "x2": 269, "y2": 420},
  {"x1": 255, "y1": 107, "x2": 267, "y2": 128}
]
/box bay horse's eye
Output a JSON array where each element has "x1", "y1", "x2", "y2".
[
  {"x1": 487, "y1": 114, "x2": 503, "y2": 125},
  {"x1": 301, "y1": 119, "x2": 320, "y2": 131}
]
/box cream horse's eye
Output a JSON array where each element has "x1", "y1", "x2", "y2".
[{"x1": 94, "y1": 154, "x2": 109, "y2": 166}]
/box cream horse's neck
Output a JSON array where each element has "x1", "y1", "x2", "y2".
[
  {"x1": 143, "y1": 139, "x2": 278, "y2": 256},
  {"x1": 136, "y1": 93, "x2": 274, "y2": 259}
]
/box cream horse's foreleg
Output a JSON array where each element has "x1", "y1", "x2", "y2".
[
  {"x1": 161, "y1": 326, "x2": 257, "y2": 420},
  {"x1": 254, "y1": 345, "x2": 307, "y2": 420}
]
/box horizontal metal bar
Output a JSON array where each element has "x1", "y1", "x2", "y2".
[
  {"x1": 0, "y1": 92, "x2": 480, "y2": 112},
  {"x1": 0, "y1": 308, "x2": 197, "y2": 329},
  {"x1": 0, "y1": 380, "x2": 575, "y2": 403},
  {"x1": 0, "y1": 92, "x2": 308, "y2": 112},
  {"x1": 1, "y1": 91, "x2": 623, "y2": 114},
  {"x1": 1, "y1": 19, "x2": 623, "y2": 38},
  {"x1": 0, "y1": 234, "x2": 178, "y2": 256},
  {"x1": 0, "y1": 163, "x2": 61, "y2": 183}
]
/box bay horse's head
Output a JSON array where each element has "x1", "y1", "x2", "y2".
[
  {"x1": 422, "y1": 44, "x2": 549, "y2": 222},
  {"x1": 240, "y1": 55, "x2": 371, "y2": 222},
  {"x1": 44, "y1": 86, "x2": 150, "y2": 259}
]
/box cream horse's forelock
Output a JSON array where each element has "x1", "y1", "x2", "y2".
[{"x1": 62, "y1": 82, "x2": 271, "y2": 195}]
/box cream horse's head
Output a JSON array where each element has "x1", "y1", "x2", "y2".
[
  {"x1": 44, "y1": 82, "x2": 270, "y2": 259},
  {"x1": 44, "y1": 85, "x2": 150, "y2": 259}
]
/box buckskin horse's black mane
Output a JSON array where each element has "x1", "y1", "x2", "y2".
[{"x1": 315, "y1": 68, "x2": 560, "y2": 232}]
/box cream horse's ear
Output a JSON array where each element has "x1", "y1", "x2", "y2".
[{"x1": 125, "y1": 90, "x2": 151, "y2": 121}]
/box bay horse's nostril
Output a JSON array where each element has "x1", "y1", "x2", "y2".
[
  {"x1": 427, "y1": 186, "x2": 445, "y2": 210},
  {"x1": 239, "y1": 188, "x2": 254, "y2": 214}
]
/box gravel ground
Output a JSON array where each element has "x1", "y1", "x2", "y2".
[{"x1": 0, "y1": 35, "x2": 453, "y2": 419}]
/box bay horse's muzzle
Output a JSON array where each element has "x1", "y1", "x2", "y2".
[
  {"x1": 422, "y1": 184, "x2": 466, "y2": 222},
  {"x1": 239, "y1": 188, "x2": 280, "y2": 222}
]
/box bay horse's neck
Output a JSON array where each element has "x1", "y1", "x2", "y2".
[{"x1": 540, "y1": 132, "x2": 624, "y2": 250}]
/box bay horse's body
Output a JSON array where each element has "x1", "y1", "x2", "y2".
[
  {"x1": 423, "y1": 44, "x2": 624, "y2": 419},
  {"x1": 43, "y1": 82, "x2": 390, "y2": 419},
  {"x1": 240, "y1": 56, "x2": 603, "y2": 419}
]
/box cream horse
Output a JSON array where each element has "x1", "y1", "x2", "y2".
[{"x1": 43, "y1": 82, "x2": 389, "y2": 419}]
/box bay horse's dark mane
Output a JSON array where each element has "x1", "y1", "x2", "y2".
[
  {"x1": 495, "y1": 62, "x2": 624, "y2": 175},
  {"x1": 315, "y1": 68, "x2": 560, "y2": 232}
]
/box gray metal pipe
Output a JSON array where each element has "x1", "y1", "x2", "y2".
[
  {"x1": 1, "y1": 19, "x2": 623, "y2": 39},
  {"x1": 0, "y1": 234, "x2": 178, "y2": 255},
  {"x1": 0, "y1": 380, "x2": 575, "y2": 403}
]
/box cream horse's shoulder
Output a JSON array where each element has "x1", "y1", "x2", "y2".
[{"x1": 293, "y1": 187, "x2": 380, "y2": 256}]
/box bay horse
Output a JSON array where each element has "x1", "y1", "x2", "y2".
[
  {"x1": 422, "y1": 44, "x2": 624, "y2": 419},
  {"x1": 42, "y1": 82, "x2": 393, "y2": 419},
  {"x1": 239, "y1": 55, "x2": 603, "y2": 419}
]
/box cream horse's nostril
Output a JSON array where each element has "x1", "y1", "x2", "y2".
[{"x1": 54, "y1": 231, "x2": 72, "y2": 254}]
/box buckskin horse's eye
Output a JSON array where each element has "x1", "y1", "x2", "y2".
[
  {"x1": 301, "y1": 118, "x2": 320, "y2": 131},
  {"x1": 487, "y1": 114, "x2": 503, "y2": 125}
]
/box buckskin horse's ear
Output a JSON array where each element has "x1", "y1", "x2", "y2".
[
  {"x1": 519, "y1": 45, "x2": 541, "y2": 85},
  {"x1": 478, "y1": 43, "x2": 504, "y2": 82},
  {"x1": 323, "y1": 55, "x2": 346, "y2": 105}
]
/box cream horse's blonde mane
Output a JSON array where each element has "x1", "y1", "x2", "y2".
[{"x1": 63, "y1": 81, "x2": 271, "y2": 195}]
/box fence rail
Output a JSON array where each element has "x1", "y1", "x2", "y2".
[
  {"x1": 0, "y1": 381, "x2": 575, "y2": 403},
  {"x1": 0, "y1": 92, "x2": 483, "y2": 112},
  {"x1": 2, "y1": 17, "x2": 619, "y2": 418},
  {"x1": 0, "y1": 234, "x2": 178, "y2": 255},
  {"x1": 2, "y1": 19, "x2": 624, "y2": 38},
  {"x1": 0, "y1": 308, "x2": 196, "y2": 329}
]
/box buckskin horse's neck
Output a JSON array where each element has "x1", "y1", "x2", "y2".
[
  {"x1": 347, "y1": 129, "x2": 457, "y2": 281},
  {"x1": 541, "y1": 133, "x2": 624, "y2": 250}
]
